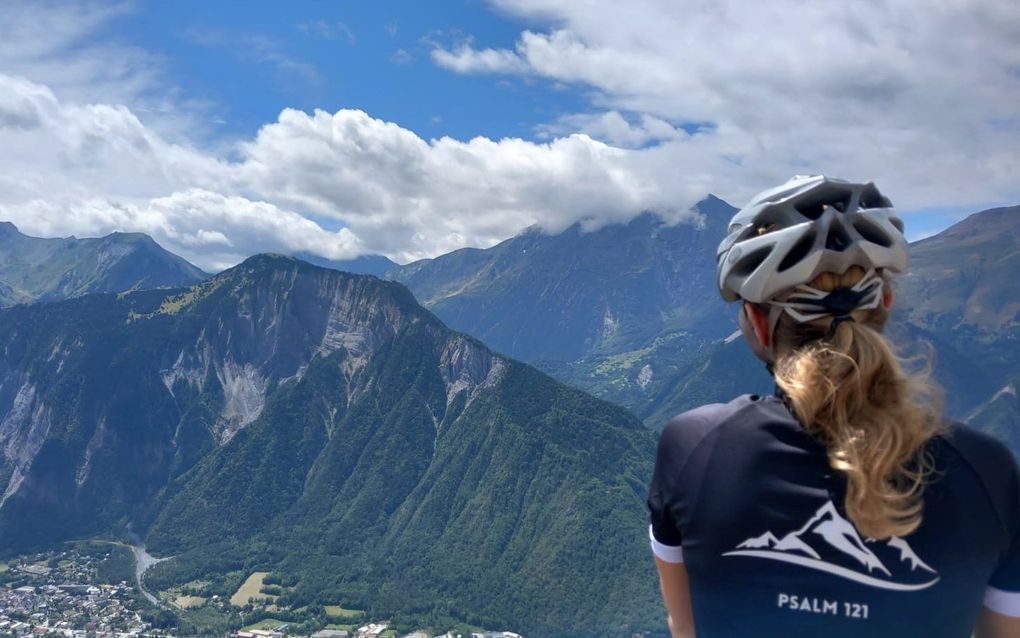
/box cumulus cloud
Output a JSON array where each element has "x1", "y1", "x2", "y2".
[
  {"x1": 236, "y1": 108, "x2": 706, "y2": 261},
  {"x1": 0, "y1": 74, "x2": 224, "y2": 202},
  {"x1": 0, "y1": 73, "x2": 712, "y2": 269},
  {"x1": 433, "y1": 0, "x2": 1020, "y2": 209},
  {"x1": 4, "y1": 191, "x2": 365, "y2": 273},
  {"x1": 537, "y1": 111, "x2": 692, "y2": 148},
  {"x1": 431, "y1": 41, "x2": 532, "y2": 74},
  {"x1": 0, "y1": 73, "x2": 364, "y2": 271}
]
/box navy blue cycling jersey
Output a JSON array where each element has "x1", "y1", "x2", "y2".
[{"x1": 647, "y1": 392, "x2": 1020, "y2": 638}]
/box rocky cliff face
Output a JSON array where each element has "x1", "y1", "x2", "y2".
[
  {"x1": 0, "y1": 256, "x2": 506, "y2": 524},
  {"x1": 0, "y1": 375, "x2": 52, "y2": 508}
]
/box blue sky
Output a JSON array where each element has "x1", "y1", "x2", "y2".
[
  {"x1": 115, "y1": 1, "x2": 582, "y2": 143},
  {"x1": 0, "y1": 0, "x2": 1017, "y2": 269}
]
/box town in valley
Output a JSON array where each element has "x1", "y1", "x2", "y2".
[{"x1": 0, "y1": 545, "x2": 522, "y2": 638}]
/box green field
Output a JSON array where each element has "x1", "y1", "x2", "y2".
[
  {"x1": 324, "y1": 605, "x2": 365, "y2": 619},
  {"x1": 242, "y1": 618, "x2": 290, "y2": 631},
  {"x1": 230, "y1": 572, "x2": 275, "y2": 607},
  {"x1": 174, "y1": 595, "x2": 206, "y2": 608}
]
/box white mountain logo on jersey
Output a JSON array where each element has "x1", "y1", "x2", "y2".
[{"x1": 723, "y1": 500, "x2": 939, "y2": 591}]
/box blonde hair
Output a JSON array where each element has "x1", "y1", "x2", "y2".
[{"x1": 771, "y1": 266, "x2": 944, "y2": 539}]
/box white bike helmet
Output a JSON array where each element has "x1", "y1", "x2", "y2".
[{"x1": 716, "y1": 175, "x2": 909, "y2": 359}]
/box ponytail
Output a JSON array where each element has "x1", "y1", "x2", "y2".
[{"x1": 772, "y1": 267, "x2": 943, "y2": 539}]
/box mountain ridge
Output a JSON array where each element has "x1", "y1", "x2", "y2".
[{"x1": 0, "y1": 221, "x2": 208, "y2": 306}]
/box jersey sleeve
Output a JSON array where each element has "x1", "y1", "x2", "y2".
[
  {"x1": 984, "y1": 446, "x2": 1020, "y2": 617},
  {"x1": 952, "y1": 422, "x2": 1020, "y2": 617},
  {"x1": 647, "y1": 429, "x2": 684, "y2": 562},
  {"x1": 646, "y1": 406, "x2": 722, "y2": 563}
]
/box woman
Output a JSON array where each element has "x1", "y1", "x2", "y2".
[{"x1": 647, "y1": 175, "x2": 1020, "y2": 638}]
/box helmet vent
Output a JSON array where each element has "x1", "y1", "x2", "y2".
[
  {"x1": 754, "y1": 206, "x2": 786, "y2": 229},
  {"x1": 794, "y1": 187, "x2": 853, "y2": 219},
  {"x1": 858, "y1": 184, "x2": 892, "y2": 209},
  {"x1": 732, "y1": 246, "x2": 773, "y2": 277},
  {"x1": 853, "y1": 217, "x2": 893, "y2": 247},
  {"x1": 825, "y1": 223, "x2": 852, "y2": 251},
  {"x1": 778, "y1": 230, "x2": 817, "y2": 272}
]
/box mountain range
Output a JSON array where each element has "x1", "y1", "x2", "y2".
[
  {"x1": 325, "y1": 202, "x2": 1019, "y2": 441},
  {"x1": 0, "y1": 254, "x2": 659, "y2": 637},
  {"x1": 12, "y1": 198, "x2": 1006, "y2": 441},
  {"x1": 0, "y1": 222, "x2": 207, "y2": 306}
]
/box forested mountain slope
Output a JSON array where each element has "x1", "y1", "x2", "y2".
[{"x1": 0, "y1": 254, "x2": 660, "y2": 637}]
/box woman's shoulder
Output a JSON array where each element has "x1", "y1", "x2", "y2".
[
  {"x1": 930, "y1": 422, "x2": 1019, "y2": 530},
  {"x1": 932, "y1": 422, "x2": 1017, "y2": 475},
  {"x1": 658, "y1": 394, "x2": 791, "y2": 455}
]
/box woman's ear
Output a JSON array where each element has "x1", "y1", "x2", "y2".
[
  {"x1": 883, "y1": 286, "x2": 895, "y2": 310},
  {"x1": 744, "y1": 303, "x2": 771, "y2": 349}
]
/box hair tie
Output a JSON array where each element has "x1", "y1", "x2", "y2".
[{"x1": 826, "y1": 314, "x2": 855, "y2": 338}]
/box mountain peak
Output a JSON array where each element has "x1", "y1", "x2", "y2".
[
  {"x1": 210, "y1": 252, "x2": 425, "y2": 327},
  {"x1": 234, "y1": 253, "x2": 301, "y2": 272},
  {"x1": 699, "y1": 193, "x2": 732, "y2": 209},
  {"x1": 103, "y1": 230, "x2": 158, "y2": 245},
  {"x1": 0, "y1": 224, "x2": 206, "y2": 306},
  {"x1": 695, "y1": 195, "x2": 739, "y2": 231}
]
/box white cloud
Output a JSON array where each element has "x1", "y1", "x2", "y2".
[
  {"x1": 0, "y1": 74, "x2": 710, "y2": 269},
  {"x1": 0, "y1": 74, "x2": 224, "y2": 202},
  {"x1": 6, "y1": 191, "x2": 365, "y2": 274},
  {"x1": 431, "y1": 41, "x2": 532, "y2": 74},
  {"x1": 236, "y1": 108, "x2": 706, "y2": 262},
  {"x1": 0, "y1": 74, "x2": 365, "y2": 271},
  {"x1": 537, "y1": 111, "x2": 690, "y2": 148},
  {"x1": 433, "y1": 0, "x2": 1020, "y2": 210}
]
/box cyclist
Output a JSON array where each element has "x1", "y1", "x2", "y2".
[{"x1": 647, "y1": 175, "x2": 1020, "y2": 637}]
